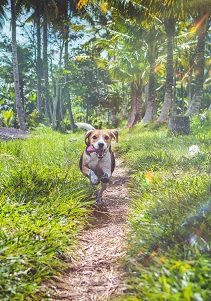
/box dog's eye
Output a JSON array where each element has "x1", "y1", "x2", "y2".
[
  {"x1": 104, "y1": 136, "x2": 109, "y2": 140},
  {"x1": 92, "y1": 135, "x2": 97, "y2": 139}
]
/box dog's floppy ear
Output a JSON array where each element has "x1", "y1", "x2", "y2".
[
  {"x1": 84, "y1": 130, "x2": 94, "y2": 145},
  {"x1": 109, "y1": 129, "x2": 118, "y2": 143}
]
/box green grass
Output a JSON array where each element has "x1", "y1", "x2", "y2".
[
  {"x1": 117, "y1": 118, "x2": 211, "y2": 301},
  {"x1": 0, "y1": 127, "x2": 92, "y2": 301}
]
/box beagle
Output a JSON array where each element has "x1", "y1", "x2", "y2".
[{"x1": 79, "y1": 129, "x2": 117, "y2": 204}]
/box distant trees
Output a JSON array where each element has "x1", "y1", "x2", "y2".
[
  {"x1": 0, "y1": 0, "x2": 27, "y2": 130},
  {"x1": 0, "y1": 0, "x2": 210, "y2": 130}
]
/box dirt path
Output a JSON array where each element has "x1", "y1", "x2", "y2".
[
  {"x1": 0, "y1": 127, "x2": 28, "y2": 140},
  {"x1": 48, "y1": 158, "x2": 129, "y2": 301}
]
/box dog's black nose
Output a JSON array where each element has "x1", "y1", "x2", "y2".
[{"x1": 98, "y1": 142, "x2": 104, "y2": 148}]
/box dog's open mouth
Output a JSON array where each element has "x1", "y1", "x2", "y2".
[
  {"x1": 87, "y1": 146, "x2": 105, "y2": 158},
  {"x1": 96, "y1": 149, "x2": 104, "y2": 158}
]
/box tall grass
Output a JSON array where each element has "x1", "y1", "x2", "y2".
[
  {"x1": 117, "y1": 119, "x2": 211, "y2": 301},
  {"x1": 0, "y1": 127, "x2": 92, "y2": 301}
]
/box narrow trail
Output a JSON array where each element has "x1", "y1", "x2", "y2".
[{"x1": 49, "y1": 158, "x2": 130, "y2": 301}]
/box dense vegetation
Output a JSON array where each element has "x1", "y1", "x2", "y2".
[
  {"x1": 0, "y1": 128, "x2": 92, "y2": 300},
  {"x1": 0, "y1": 1, "x2": 210, "y2": 130},
  {"x1": 118, "y1": 117, "x2": 211, "y2": 301}
]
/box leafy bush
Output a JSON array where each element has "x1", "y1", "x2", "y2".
[
  {"x1": 0, "y1": 109, "x2": 14, "y2": 127},
  {"x1": 0, "y1": 128, "x2": 92, "y2": 301}
]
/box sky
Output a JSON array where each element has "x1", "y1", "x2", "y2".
[
  {"x1": 0, "y1": 10, "x2": 91, "y2": 67},
  {"x1": 0, "y1": 9, "x2": 93, "y2": 54},
  {"x1": 0, "y1": 10, "x2": 30, "y2": 45}
]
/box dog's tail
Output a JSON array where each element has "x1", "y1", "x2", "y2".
[{"x1": 75, "y1": 122, "x2": 95, "y2": 131}]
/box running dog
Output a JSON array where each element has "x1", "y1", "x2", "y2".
[{"x1": 79, "y1": 128, "x2": 118, "y2": 203}]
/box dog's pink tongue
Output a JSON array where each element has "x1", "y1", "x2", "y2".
[{"x1": 87, "y1": 146, "x2": 96, "y2": 152}]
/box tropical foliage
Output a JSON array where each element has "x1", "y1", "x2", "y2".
[{"x1": 0, "y1": 0, "x2": 210, "y2": 129}]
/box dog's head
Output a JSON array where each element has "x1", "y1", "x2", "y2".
[{"x1": 85, "y1": 129, "x2": 117, "y2": 158}]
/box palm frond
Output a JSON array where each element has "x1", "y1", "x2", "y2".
[{"x1": 0, "y1": 0, "x2": 8, "y2": 29}]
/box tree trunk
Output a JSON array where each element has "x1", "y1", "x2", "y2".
[
  {"x1": 36, "y1": 6, "x2": 42, "y2": 115},
  {"x1": 127, "y1": 81, "x2": 143, "y2": 128},
  {"x1": 169, "y1": 116, "x2": 190, "y2": 135},
  {"x1": 59, "y1": 87, "x2": 65, "y2": 131},
  {"x1": 187, "y1": 12, "x2": 209, "y2": 116},
  {"x1": 11, "y1": 0, "x2": 26, "y2": 131},
  {"x1": 19, "y1": 78, "x2": 25, "y2": 110},
  {"x1": 142, "y1": 40, "x2": 156, "y2": 124},
  {"x1": 52, "y1": 79, "x2": 60, "y2": 130},
  {"x1": 63, "y1": 0, "x2": 76, "y2": 131},
  {"x1": 68, "y1": 101, "x2": 75, "y2": 131},
  {"x1": 188, "y1": 69, "x2": 193, "y2": 103},
  {"x1": 43, "y1": 7, "x2": 51, "y2": 120},
  {"x1": 157, "y1": 18, "x2": 175, "y2": 124},
  {"x1": 108, "y1": 111, "x2": 118, "y2": 127},
  {"x1": 85, "y1": 103, "x2": 89, "y2": 123},
  {"x1": 64, "y1": 33, "x2": 76, "y2": 131}
]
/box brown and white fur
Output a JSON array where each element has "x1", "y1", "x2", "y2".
[{"x1": 79, "y1": 129, "x2": 117, "y2": 204}]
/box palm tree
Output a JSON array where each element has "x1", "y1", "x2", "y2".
[
  {"x1": 127, "y1": 80, "x2": 143, "y2": 127},
  {"x1": 62, "y1": 0, "x2": 76, "y2": 131},
  {"x1": 41, "y1": 0, "x2": 70, "y2": 122},
  {"x1": 35, "y1": 3, "x2": 42, "y2": 115},
  {"x1": 157, "y1": 17, "x2": 175, "y2": 123},
  {"x1": 142, "y1": 30, "x2": 158, "y2": 124},
  {"x1": 77, "y1": 0, "x2": 210, "y2": 120},
  {"x1": 47, "y1": 0, "x2": 76, "y2": 130},
  {"x1": 187, "y1": 11, "x2": 210, "y2": 115},
  {"x1": 17, "y1": 0, "x2": 43, "y2": 116},
  {"x1": 42, "y1": 3, "x2": 51, "y2": 119},
  {"x1": 141, "y1": 0, "x2": 210, "y2": 120},
  {"x1": 11, "y1": 0, "x2": 26, "y2": 130}
]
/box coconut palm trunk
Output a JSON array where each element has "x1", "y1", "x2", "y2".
[
  {"x1": 64, "y1": 34, "x2": 76, "y2": 131},
  {"x1": 63, "y1": 1, "x2": 76, "y2": 131},
  {"x1": 43, "y1": 7, "x2": 51, "y2": 120},
  {"x1": 52, "y1": 78, "x2": 60, "y2": 130},
  {"x1": 187, "y1": 12, "x2": 209, "y2": 116},
  {"x1": 157, "y1": 18, "x2": 175, "y2": 124},
  {"x1": 142, "y1": 40, "x2": 156, "y2": 123},
  {"x1": 11, "y1": 0, "x2": 26, "y2": 131},
  {"x1": 36, "y1": 5, "x2": 42, "y2": 115},
  {"x1": 127, "y1": 81, "x2": 143, "y2": 128}
]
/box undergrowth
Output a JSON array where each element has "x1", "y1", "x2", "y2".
[
  {"x1": 117, "y1": 119, "x2": 211, "y2": 301},
  {"x1": 0, "y1": 127, "x2": 92, "y2": 301}
]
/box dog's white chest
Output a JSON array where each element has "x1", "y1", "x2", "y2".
[{"x1": 87, "y1": 152, "x2": 111, "y2": 176}]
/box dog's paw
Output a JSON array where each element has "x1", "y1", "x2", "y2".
[
  {"x1": 95, "y1": 199, "x2": 107, "y2": 210},
  {"x1": 101, "y1": 172, "x2": 110, "y2": 183},
  {"x1": 89, "y1": 170, "x2": 100, "y2": 185}
]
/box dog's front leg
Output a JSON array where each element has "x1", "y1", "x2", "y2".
[
  {"x1": 82, "y1": 165, "x2": 99, "y2": 185},
  {"x1": 97, "y1": 182, "x2": 109, "y2": 204},
  {"x1": 100, "y1": 167, "x2": 111, "y2": 184},
  {"x1": 89, "y1": 169, "x2": 100, "y2": 185},
  {"x1": 96, "y1": 169, "x2": 111, "y2": 204}
]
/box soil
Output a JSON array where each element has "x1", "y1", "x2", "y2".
[
  {"x1": 48, "y1": 158, "x2": 130, "y2": 301},
  {"x1": 0, "y1": 127, "x2": 28, "y2": 140}
]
